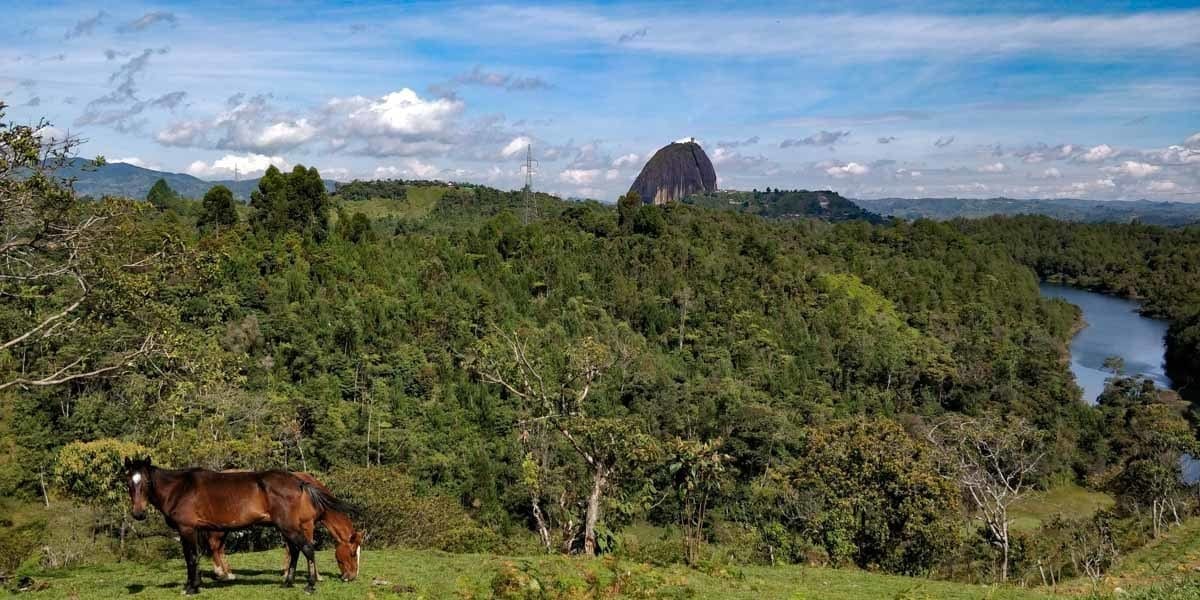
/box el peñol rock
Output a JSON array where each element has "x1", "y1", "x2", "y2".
[{"x1": 628, "y1": 139, "x2": 717, "y2": 205}]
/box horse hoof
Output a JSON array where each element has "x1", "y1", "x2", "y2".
[
  {"x1": 183, "y1": 587, "x2": 200, "y2": 596},
  {"x1": 223, "y1": 573, "x2": 237, "y2": 581},
  {"x1": 304, "y1": 586, "x2": 316, "y2": 595}
]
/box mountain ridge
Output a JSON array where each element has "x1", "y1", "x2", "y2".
[{"x1": 57, "y1": 158, "x2": 335, "y2": 201}]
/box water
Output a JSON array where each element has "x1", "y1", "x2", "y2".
[{"x1": 1038, "y1": 282, "x2": 1172, "y2": 405}]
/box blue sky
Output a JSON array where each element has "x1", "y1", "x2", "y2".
[{"x1": 4, "y1": 1, "x2": 1199, "y2": 201}]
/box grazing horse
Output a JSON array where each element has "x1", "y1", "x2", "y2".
[
  {"x1": 206, "y1": 472, "x2": 363, "y2": 582},
  {"x1": 123, "y1": 457, "x2": 343, "y2": 595}
]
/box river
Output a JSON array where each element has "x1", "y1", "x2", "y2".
[{"x1": 1037, "y1": 282, "x2": 1172, "y2": 405}]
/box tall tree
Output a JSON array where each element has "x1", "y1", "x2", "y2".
[
  {"x1": 198, "y1": 185, "x2": 239, "y2": 233},
  {"x1": 146, "y1": 178, "x2": 177, "y2": 211}
]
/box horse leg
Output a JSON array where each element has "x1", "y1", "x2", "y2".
[
  {"x1": 282, "y1": 539, "x2": 300, "y2": 588},
  {"x1": 179, "y1": 527, "x2": 201, "y2": 595},
  {"x1": 300, "y1": 520, "x2": 318, "y2": 592},
  {"x1": 208, "y1": 531, "x2": 235, "y2": 581}
]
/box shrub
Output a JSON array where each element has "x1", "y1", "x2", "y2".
[{"x1": 323, "y1": 466, "x2": 498, "y2": 552}]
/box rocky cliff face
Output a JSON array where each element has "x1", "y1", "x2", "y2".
[{"x1": 628, "y1": 141, "x2": 717, "y2": 205}]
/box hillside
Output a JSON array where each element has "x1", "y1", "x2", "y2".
[
  {"x1": 684, "y1": 189, "x2": 885, "y2": 223},
  {"x1": 857, "y1": 197, "x2": 1200, "y2": 226},
  {"x1": 57, "y1": 159, "x2": 335, "y2": 201}
]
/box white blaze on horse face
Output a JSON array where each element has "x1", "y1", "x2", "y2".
[{"x1": 132, "y1": 473, "x2": 142, "y2": 484}]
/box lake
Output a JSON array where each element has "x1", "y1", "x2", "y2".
[{"x1": 1038, "y1": 282, "x2": 1172, "y2": 404}]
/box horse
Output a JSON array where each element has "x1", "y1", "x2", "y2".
[
  {"x1": 124, "y1": 457, "x2": 345, "y2": 595},
  {"x1": 206, "y1": 472, "x2": 363, "y2": 582}
]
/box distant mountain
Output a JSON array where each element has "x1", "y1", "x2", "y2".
[
  {"x1": 56, "y1": 159, "x2": 334, "y2": 201},
  {"x1": 685, "y1": 189, "x2": 884, "y2": 224},
  {"x1": 629, "y1": 140, "x2": 717, "y2": 205},
  {"x1": 857, "y1": 197, "x2": 1200, "y2": 226}
]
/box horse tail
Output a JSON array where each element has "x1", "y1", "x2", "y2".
[{"x1": 300, "y1": 479, "x2": 354, "y2": 516}]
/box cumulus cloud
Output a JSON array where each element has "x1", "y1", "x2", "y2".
[
  {"x1": 1147, "y1": 180, "x2": 1179, "y2": 192},
  {"x1": 1041, "y1": 167, "x2": 1062, "y2": 179},
  {"x1": 187, "y1": 153, "x2": 291, "y2": 179},
  {"x1": 877, "y1": 136, "x2": 897, "y2": 144},
  {"x1": 781, "y1": 130, "x2": 850, "y2": 148},
  {"x1": 1186, "y1": 132, "x2": 1200, "y2": 148},
  {"x1": 119, "y1": 11, "x2": 178, "y2": 33},
  {"x1": 1101, "y1": 160, "x2": 1160, "y2": 178},
  {"x1": 978, "y1": 162, "x2": 1007, "y2": 173},
  {"x1": 501, "y1": 136, "x2": 533, "y2": 158},
  {"x1": 1079, "y1": 144, "x2": 1115, "y2": 162},
  {"x1": 934, "y1": 136, "x2": 955, "y2": 148},
  {"x1": 825, "y1": 162, "x2": 869, "y2": 178},
  {"x1": 65, "y1": 11, "x2": 106, "y2": 39}
]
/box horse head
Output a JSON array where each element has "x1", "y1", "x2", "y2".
[
  {"x1": 334, "y1": 530, "x2": 365, "y2": 581},
  {"x1": 124, "y1": 456, "x2": 153, "y2": 520}
]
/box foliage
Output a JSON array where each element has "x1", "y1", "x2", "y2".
[
  {"x1": 197, "y1": 184, "x2": 238, "y2": 233},
  {"x1": 249, "y1": 164, "x2": 330, "y2": 241},
  {"x1": 52, "y1": 439, "x2": 150, "y2": 511},
  {"x1": 755, "y1": 418, "x2": 961, "y2": 574},
  {"x1": 145, "y1": 179, "x2": 178, "y2": 211}
]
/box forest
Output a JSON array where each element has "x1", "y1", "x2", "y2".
[{"x1": 2, "y1": 106, "x2": 1200, "y2": 593}]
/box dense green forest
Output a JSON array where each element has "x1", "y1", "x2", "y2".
[{"x1": 2, "y1": 108, "x2": 1199, "y2": 592}]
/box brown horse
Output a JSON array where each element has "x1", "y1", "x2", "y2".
[
  {"x1": 124, "y1": 457, "x2": 343, "y2": 595},
  {"x1": 206, "y1": 472, "x2": 362, "y2": 582}
]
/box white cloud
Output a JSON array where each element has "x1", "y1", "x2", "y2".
[
  {"x1": 374, "y1": 159, "x2": 440, "y2": 179},
  {"x1": 1080, "y1": 144, "x2": 1115, "y2": 162},
  {"x1": 1101, "y1": 160, "x2": 1160, "y2": 178},
  {"x1": 611, "y1": 153, "x2": 640, "y2": 168},
  {"x1": 1042, "y1": 167, "x2": 1062, "y2": 179},
  {"x1": 1185, "y1": 132, "x2": 1200, "y2": 148},
  {"x1": 1148, "y1": 180, "x2": 1178, "y2": 192},
  {"x1": 327, "y1": 88, "x2": 463, "y2": 137},
  {"x1": 254, "y1": 119, "x2": 317, "y2": 149},
  {"x1": 825, "y1": 162, "x2": 869, "y2": 178},
  {"x1": 156, "y1": 120, "x2": 208, "y2": 146},
  {"x1": 559, "y1": 168, "x2": 601, "y2": 185},
  {"x1": 978, "y1": 162, "x2": 1007, "y2": 173},
  {"x1": 186, "y1": 153, "x2": 290, "y2": 179},
  {"x1": 501, "y1": 136, "x2": 533, "y2": 158},
  {"x1": 1144, "y1": 145, "x2": 1200, "y2": 165}
]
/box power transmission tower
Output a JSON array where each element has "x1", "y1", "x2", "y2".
[{"x1": 521, "y1": 144, "x2": 538, "y2": 224}]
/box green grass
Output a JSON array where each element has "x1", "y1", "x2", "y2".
[
  {"x1": 1054, "y1": 517, "x2": 1200, "y2": 596},
  {"x1": 335, "y1": 187, "x2": 446, "y2": 222},
  {"x1": 19, "y1": 547, "x2": 1064, "y2": 599},
  {"x1": 1009, "y1": 484, "x2": 1115, "y2": 532}
]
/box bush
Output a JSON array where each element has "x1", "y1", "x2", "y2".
[{"x1": 324, "y1": 466, "x2": 498, "y2": 552}]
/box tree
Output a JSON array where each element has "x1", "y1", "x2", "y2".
[
  {"x1": 617, "y1": 191, "x2": 640, "y2": 233},
  {"x1": 469, "y1": 302, "x2": 644, "y2": 556},
  {"x1": 927, "y1": 415, "x2": 1045, "y2": 583},
  {"x1": 1, "y1": 104, "x2": 163, "y2": 392},
  {"x1": 757, "y1": 418, "x2": 960, "y2": 574},
  {"x1": 198, "y1": 185, "x2": 239, "y2": 233},
  {"x1": 249, "y1": 165, "x2": 330, "y2": 241},
  {"x1": 664, "y1": 438, "x2": 729, "y2": 565},
  {"x1": 146, "y1": 178, "x2": 178, "y2": 211}
]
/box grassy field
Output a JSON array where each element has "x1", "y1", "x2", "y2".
[
  {"x1": 1009, "y1": 484, "x2": 1115, "y2": 532},
  {"x1": 333, "y1": 187, "x2": 447, "y2": 223},
  {"x1": 18, "y1": 547, "x2": 1065, "y2": 600}
]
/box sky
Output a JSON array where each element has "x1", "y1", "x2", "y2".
[{"x1": 3, "y1": 1, "x2": 1199, "y2": 202}]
